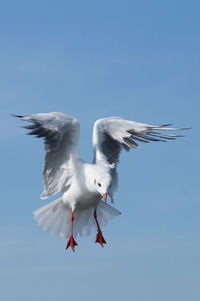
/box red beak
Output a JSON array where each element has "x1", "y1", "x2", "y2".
[{"x1": 103, "y1": 193, "x2": 107, "y2": 202}]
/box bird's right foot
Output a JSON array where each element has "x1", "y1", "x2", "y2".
[
  {"x1": 95, "y1": 230, "x2": 106, "y2": 247},
  {"x1": 65, "y1": 235, "x2": 78, "y2": 252}
]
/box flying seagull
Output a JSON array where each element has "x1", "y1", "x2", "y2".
[{"x1": 15, "y1": 112, "x2": 188, "y2": 251}]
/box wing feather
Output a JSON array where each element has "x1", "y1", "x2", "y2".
[
  {"x1": 16, "y1": 112, "x2": 80, "y2": 199},
  {"x1": 92, "y1": 117, "x2": 189, "y2": 200}
]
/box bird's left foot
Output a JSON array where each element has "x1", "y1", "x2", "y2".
[
  {"x1": 65, "y1": 235, "x2": 78, "y2": 252},
  {"x1": 95, "y1": 230, "x2": 106, "y2": 247}
]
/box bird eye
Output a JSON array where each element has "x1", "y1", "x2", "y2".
[{"x1": 98, "y1": 183, "x2": 101, "y2": 187}]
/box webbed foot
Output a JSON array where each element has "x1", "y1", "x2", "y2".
[
  {"x1": 65, "y1": 235, "x2": 78, "y2": 252},
  {"x1": 95, "y1": 230, "x2": 106, "y2": 247}
]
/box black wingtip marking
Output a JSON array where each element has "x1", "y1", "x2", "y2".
[
  {"x1": 180, "y1": 127, "x2": 192, "y2": 130},
  {"x1": 23, "y1": 125, "x2": 38, "y2": 130},
  {"x1": 10, "y1": 114, "x2": 24, "y2": 118},
  {"x1": 123, "y1": 137, "x2": 139, "y2": 149},
  {"x1": 156, "y1": 123, "x2": 174, "y2": 128}
]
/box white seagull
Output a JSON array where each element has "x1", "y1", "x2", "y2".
[{"x1": 15, "y1": 112, "x2": 188, "y2": 251}]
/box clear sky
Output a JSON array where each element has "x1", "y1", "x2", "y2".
[{"x1": 1, "y1": 1, "x2": 200, "y2": 300}]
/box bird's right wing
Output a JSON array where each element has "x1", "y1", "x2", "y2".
[
  {"x1": 16, "y1": 112, "x2": 80, "y2": 199},
  {"x1": 92, "y1": 117, "x2": 189, "y2": 201}
]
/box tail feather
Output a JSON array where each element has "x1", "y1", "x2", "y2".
[
  {"x1": 33, "y1": 199, "x2": 121, "y2": 240},
  {"x1": 78, "y1": 207, "x2": 96, "y2": 237},
  {"x1": 34, "y1": 198, "x2": 70, "y2": 239},
  {"x1": 97, "y1": 201, "x2": 121, "y2": 228}
]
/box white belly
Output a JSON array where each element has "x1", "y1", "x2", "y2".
[{"x1": 62, "y1": 184, "x2": 101, "y2": 210}]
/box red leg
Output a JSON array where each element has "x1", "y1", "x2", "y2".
[
  {"x1": 94, "y1": 209, "x2": 106, "y2": 247},
  {"x1": 65, "y1": 211, "x2": 78, "y2": 252}
]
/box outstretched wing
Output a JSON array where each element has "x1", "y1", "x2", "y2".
[
  {"x1": 92, "y1": 117, "x2": 188, "y2": 199},
  {"x1": 16, "y1": 112, "x2": 80, "y2": 199}
]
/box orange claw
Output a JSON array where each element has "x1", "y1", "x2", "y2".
[
  {"x1": 65, "y1": 211, "x2": 78, "y2": 252},
  {"x1": 65, "y1": 235, "x2": 78, "y2": 252},
  {"x1": 95, "y1": 230, "x2": 106, "y2": 247},
  {"x1": 94, "y1": 209, "x2": 107, "y2": 247}
]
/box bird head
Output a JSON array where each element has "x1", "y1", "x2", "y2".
[{"x1": 94, "y1": 173, "x2": 112, "y2": 202}]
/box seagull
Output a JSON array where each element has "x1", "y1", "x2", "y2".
[{"x1": 15, "y1": 112, "x2": 188, "y2": 251}]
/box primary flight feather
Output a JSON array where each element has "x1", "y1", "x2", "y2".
[{"x1": 15, "y1": 112, "x2": 188, "y2": 251}]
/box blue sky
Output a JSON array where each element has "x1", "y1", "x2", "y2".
[{"x1": 1, "y1": 0, "x2": 200, "y2": 300}]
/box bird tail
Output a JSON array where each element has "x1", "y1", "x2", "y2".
[{"x1": 33, "y1": 198, "x2": 121, "y2": 240}]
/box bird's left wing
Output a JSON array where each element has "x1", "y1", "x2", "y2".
[
  {"x1": 92, "y1": 117, "x2": 188, "y2": 200},
  {"x1": 16, "y1": 112, "x2": 80, "y2": 199}
]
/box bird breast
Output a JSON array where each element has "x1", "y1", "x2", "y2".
[{"x1": 62, "y1": 179, "x2": 101, "y2": 210}]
